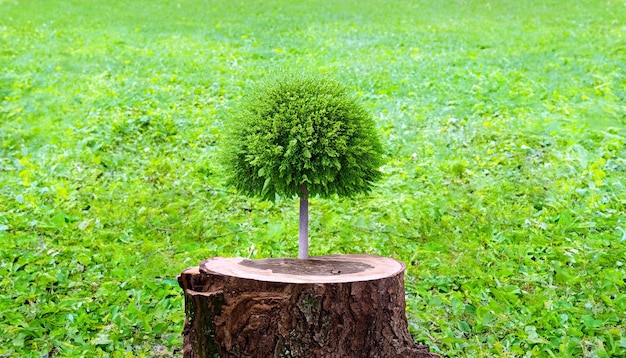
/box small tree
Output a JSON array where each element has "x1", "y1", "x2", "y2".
[{"x1": 223, "y1": 73, "x2": 384, "y2": 259}]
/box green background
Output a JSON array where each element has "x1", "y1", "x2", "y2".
[{"x1": 1, "y1": 0, "x2": 625, "y2": 356}]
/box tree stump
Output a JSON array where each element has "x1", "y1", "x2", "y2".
[{"x1": 178, "y1": 254, "x2": 439, "y2": 358}]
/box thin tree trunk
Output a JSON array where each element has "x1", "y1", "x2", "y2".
[{"x1": 299, "y1": 184, "x2": 309, "y2": 259}]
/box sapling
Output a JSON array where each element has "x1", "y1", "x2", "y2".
[{"x1": 223, "y1": 73, "x2": 384, "y2": 259}]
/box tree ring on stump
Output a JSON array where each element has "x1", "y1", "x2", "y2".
[{"x1": 200, "y1": 254, "x2": 405, "y2": 283}]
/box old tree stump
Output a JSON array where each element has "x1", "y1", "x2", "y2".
[{"x1": 178, "y1": 254, "x2": 439, "y2": 357}]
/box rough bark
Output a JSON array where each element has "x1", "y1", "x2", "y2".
[{"x1": 178, "y1": 254, "x2": 439, "y2": 358}]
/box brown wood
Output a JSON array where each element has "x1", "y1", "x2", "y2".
[{"x1": 178, "y1": 254, "x2": 439, "y2": 358}]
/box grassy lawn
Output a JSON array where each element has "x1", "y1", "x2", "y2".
[{"x1": 1, "y1": 0, "x2": 625, "y2": 356}]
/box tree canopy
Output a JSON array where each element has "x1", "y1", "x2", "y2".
[{"x1": 223, "y1": 74, "x2": 384, "y2": 200}]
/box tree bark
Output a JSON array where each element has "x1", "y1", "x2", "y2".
[{"x1": 178, "y1": 254, "x2": 439, "y2": 358}]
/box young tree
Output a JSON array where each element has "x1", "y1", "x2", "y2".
[{"x1": 223, "y1": 73, "x2": 384, "y2": 259}]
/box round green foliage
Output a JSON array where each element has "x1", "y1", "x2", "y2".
[{"x1": 223, "y1": 74, "x2": 384, "y2": 200}]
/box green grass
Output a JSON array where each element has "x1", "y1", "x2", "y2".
[{"x1": 1, "y1": 0, "x2": 625, "y2": 356}]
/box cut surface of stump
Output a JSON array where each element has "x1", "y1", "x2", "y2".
[{"x1": 178, "y1": 254, "x2": 439, "y2": 358}]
